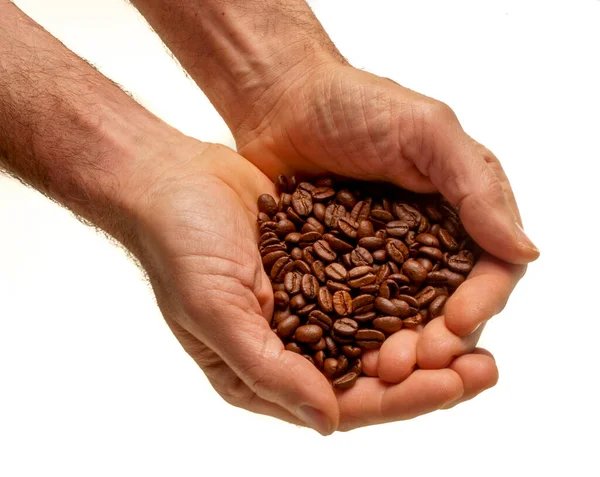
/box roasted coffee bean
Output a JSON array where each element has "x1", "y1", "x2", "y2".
[
  {"x1": 360, "y1": 284, "x2": 379, "y2": 294},
  {"x1": 257, "y1": 194, "x2": 278, "y2": 216},
  {"x1": 447, "y1": 254, "x2": 474, "y2": 274},
  {"x1": 308, "y1": 217, "x2": 326, "y2": 234},
  {"x1": 262, "y1": 250, "x2": 287, "y2": 269},
  {"x1": 401, "y1": 259, "x2": 428, "y2": 283},
  {"x1": 418, "y1": 216, "x2": 430, "y2": 233},
  {"x1": 357, "y1": 221, "x2": 375, "y2": 240},
  {"x1": 351, "y1": 247, "x2": 374, "y2": 267},
  {"x1": 325, "y1": 263, "x2": 348, "y2": 282},
  {"x1": 370, "y1": 209, "x2": 394, "y2": 224},
  {"x1": 257, "y1": 212, "x2": 271, "y2": 224},
  {"x1": 403, "y1": 315, "x2": 422, "y2": 328},
  {"x1": 323, "y1": 233, "x2": 354, "y2": 253},
  {"x1": 358, "y1": 236, "x2": 385, "y2": 251},
  {"x1": 291, "y1": 188, "x2": 313, "y2": 216},
  {"x1": 313, "y1": 350, "x2": 326, "y2": 370},
  {"x1": 333, "y1": 371, "x2": 359, "y2": 389},
  {"x1": 297, "y1": 303, "x2": 317, "y2": 316},
  {"x1": 333, "y1": 318, "x2": 359, "y2": 337},
  {"x1": 325, "y1": 336, "x2": 339, "y2": 357},
  {"x1": 270, "y1": 256, "x2": 292, "y2": 281},
  {"x1": 294, "y1": 324, "x2": 323, "y2": 343},
  {"x1": 273, "y1": 308, "x2": 291, "y2": 326},
  {"x1": 336, "y1": 189, "x2": 357, "y2": 209},
  {"x1": 442, "y1": 218, "x2": 461, "y2": 239},
  {"x1": 429, "y1": 295, "x2": 447, "y2": 318},
  {"x1": 438, "y1": 228, "x2": 459, "y2": 251},
  {"x1": 279, "y1": 192, "x2": 292, "y2": 212},
  {"x1": 260, "y1": 238, "x2": 281, "y2": 250},
  {"x1": 335, "y1": 355, "x2": 350, "y2": 377},
  {"x1": 291, "y1": 260, "x2": 310, "y2": 276},
  {"x1": 419, "y1": 246, "x2": 443, "y2": 261},
  {"x1": 308, "y1": 310, "x2": 333, "y2": 332},
  {"x1": 315, "y1": 177, "x2": 335, "y2": 188},
  {"x1": 290, "y1": 294, "x2": 307, "y2": 310},
  {"x1": 311, "y1": 187, "x2": 336, "y2": 201},
  {"x1": 430, "y1": 223, "x2": 441, "y2": 236},
  {"x1": 373, "y1": 316, "x2": 403, "y2": 334},
  {"x1": 260, "y1": 243, "x2": 287, "y2": 256},
  {"x1": 272, "y1": 282, "x2": 286, "y2": 292},
  {"x1": 352, "y1": 294, "x2": 375, "y2": 310},
  {"x1": 419, "y1": 309, "x2": 430, "y2": 325},
  {"x1": 341, "y1": 253, "x2": 354, "y2": 269},
  {"x1": 382, "y1": 198, "x2": 393, "y2": 213},
  {"x1": 277, "y1": 315, "x2": 301, "y2": 338},
  {"x1": 424, "y1": 204, "x2": 443, "y2": 222},
  {"x1": 327, "y1": 280, "x2": 351, "y2": 293},
  {"x1": 341, "y1": 345, "x2": 362, "y2": 359},
  {"x1": 394, "y1": 203, "x2": 421, "y2": 228},
  {"x1": 259, "y1": 222, "x2": 278, "y2": 235},
  {"x1": 285, "y1": 342, "x2": 302, "y2": 354},
  {"x1": 416, "y1": 286, "x2": 437, "y2": 307},
  {"x1": 348, "y1": 273, "x2": 376, "y2": 289},
  {"x1": 417, "y1": 257, "x2": 434, "y2": 272},
  {"x1": 311, "y1": 260, "x2": 327, "y2": 283},
  {"x1": 351, "y1": 199, "x2": 372, "y2": 223},
  {"x1": 323, "y1": 358, "x2": 338, "y2": 378},
  {"x1": 290, "y1": 247, "x2": 303, "y2": 260},
  {"x1": 386, "y1": 238, "x2": 409, "y2": 264},
  {"x1": 303, "y1": 354, "x2": 315, "y2": 365},
  {"x1": 276, "y1": 175, "x2": 289, "y2": 194},
  {"x1": 416, "y1": 233, "x2": 440, "y2": 248},
  {"x1": 374, "y1": 297, "x2": 401, "y2": 316},
  {"x1": 274, "y1": 212, "x2": 288, "y2": 222},
  {"x1": 386, "y1": 220, "x2": 410, "y2": 238},
  {"x1": 313, "y1": 202, "x2": 326, "y2": 222},
  {"x1": 355, "y1": 329, "x2": 385, "y2": 349},
  {"x1": 285, "y1": 207, "x2": 305, "y2": 226},
  {"x1": 388, "y1": 273, "x2": 410, "y2": 286},
  {"x1": 333, "y1": 291, "x2": 353, "y2": 316},
  {"x1": 313, "y1": 240, "x2": 337, "y2": 262},
  {"x1": 302, "y1": 247, "x2": 316, "y2": 265},
  {"x1": 301, "y1": 274, "x2": 320, "y2": 299},
  {"x1": 284, "y1": 271, "x2": 302, "y2": 294},
  {"x1": 285, "y1": 232, "x2": 302, "y2": 244},
  {"x1": 348, "y1": 266, "x2": 374, "y2": 279},
  {"x1": 274, "y1": 291, "x2": 290, "y2": 309},
  {"x1": 398, "y1": 294, "x2": 419, "y2": 308},
  {"x1": 338, "y1": 217, "x2": 359, "y2": 239},
  {"x1": 309, "y1": 338, "x2": 327, "y2": 352},
  {"x1": 348, "y1": 358, "x2": 363, "y2": 376},
  {"x1": 375, "y1": 264, "x2": 391, "y2": 284},
  {"x1": 260, "y1": 231, "x2": 278, "y2": 243},
  {"x1": 388, "y1": 261, "x2": 400, "y2": 274},
  {"x1": 299, "y1": 231, "x2": 322, "y2": 246},
  {"x1": 318, "y1": 287, "x2": 334, "y2": 313},
  {"x1": 379, "y1": 279, "x2": 399, "y2": 299},
  {"x1": 297, "y1": 181, "x2": 315, "y2": 193},
  {"x1": 354, "y1": 311, "x2": 377, "y2": 324},
  {"x1": 324, "y1": 204, "x2": 347, "y2": 229}
]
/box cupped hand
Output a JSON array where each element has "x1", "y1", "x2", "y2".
[{"x1": 230, "y1": 64, "x2": 537, "y2": 420}]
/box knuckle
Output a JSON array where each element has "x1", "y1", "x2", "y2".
[{"x1": 421, "y1": 99, "x2": 458, "y2": 126}]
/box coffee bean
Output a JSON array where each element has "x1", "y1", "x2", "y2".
[
  {"x1": 336, "y1": 189, "x2": 357, "y2": 209},
  {"x1": 403, "y1": 315, "x2": 422, "y2": 328},
  {"x1": 273, "y1": 283, "x2": 287, "y2": 292},
  {"x1": 303, "y1": 354, "x2": 315, "y2": 365},
  {"x1": 350, "y1": 247, "x2": 373, "y2": 267},
  {"x1": 354, "y1": 312, "x2": 377, "y2": 324},
  {"x1": 416, "y1": 233, "x2": 440, "y2": 248},
  {"x1": 352, "y1": 294, "x2": 375, "y2": 310},
  {"x1": 430, "y1": 223, "x2": 441, "y2": 236},
  {"x1": 374, "y1": 297, "x2": 400, "y2": 316},
  {"x1": 301, "y1": 274, "x2": 319, "y2": 299},
  {"x1": 284, "y1": 271, "x2": 302, "y2": 294},
  {"x1": 289, "y1": 247, "x2": 302, "y2": 261},
  {"x1": 302, "y1": 247, "x2": 316, "y2": 265},
  {"x1": 311, "y1": 187, "x2": 336, "y2": 201},
  {"x1": 379, "y1": 279, "x2": 399, "y2": 299},
  {"x1": 447, "y1": 254, "x2": 474, "y2": 274},
  {"x1": 276, "y1": 175, "x2": 289, "y2": 194},
  {"x1": 341, "y1": 253, "x2": 353, "y2": 269},
  {"x1": 394, "y1": 203, "x2": 421, "y2": 228},
  {"x1": 270, "y1": 256, "x2": 292, "y2": 281},
  {"x1": 386, "y1": 238, "x2": 409, "y2": 264},
  {"x1": 398, "y1": 294, "x2": 419, "y2": 308},
  {"x1": 429, "y1": 295, "x2": 447, "y2": 318},
  {"x1": 348, "y1": 358, "x2": 363, "y2": 376},
  {"x1": 388, "y1": 273, "x2": 410, "y2": 286},
  {"x1": 284, "y1": 342, "x2": 302, "y2": 354},
  {"x1": 285, "y1": 207, "x2": 305, "y2": 226},
  {"x1": 308, "y1": 310, "x2": 333, "y2": 332},
  {"x1": 325, "y1": 263, "x2": 348, "y2": 282},
  {"x1": 294, "y1": 324, "x2": 323, "y2": 343},
  {"x1": 351, "y1": 199, "x2": 372, "y2": 223},
  {"x1": 358, "y1": 237, "x2": 385, "y2": 253},
  {"x1": 260, "y1": 243, "x2": 287, "y2": 257},
  {"x1": 424, "y1": 204, "x2": 443, "y2": 222},
  {"x1": 333, "y1": 291, "x2": 353, "y2": 316},
  {"x1": 341, "y1": 345, "x2": 362, "y2": 359},
  {"x1": 325, "y1": 336, "x2": 339, "y2": 357},
  {"x1": 323, "y1": 358, "x2": 338, "y2": 378},
  {"x1": 386, "y1": 220, "x2": 410, "y2": 238},
  {"x1": 283, "y1": 232, "x2": 301, "y2": 245},
  {"x1": 334, "y1": 352, "x2": 349, "y2": 375},
  {"x1": 348, "y1": 273, "x2": 376, "y2": 288},
  {"x1": 292, "y1": 188, "x2": 313, "y2": 216},
  {"x1": 257, "y1": 194, "x2": 278, "y2": 216},
  {"x1": 333, "y1": 317, "x2": 359, "y2": 337},
  {"x1": 259, "y1": 221, "x2": 278, "y2": 234},
  {"x1": 373, "y1": 316, "x2": 403, "y2": 334},
  {"x1": 370, "y1": 209, "x2": 394, "y2": 224},
  {"x1": 357, "y1": 220, "x2": 375, "y2": 240},
  {"x1": 401, "y1": 259, "x2": 428, "y2": 283},
  {"x1": 317, "y1": 287, "x2": 334, "y2": 313},
  {"x1": 274, "y1": 291, "x2": 290, "y2": 309},
  {"x1": 388, "y1": 261, "x2": 400, "y2": 274},
  {"x1": 315, "y1": 177, "x2": 335, "y2": 188},
  {"x1": 273, "y1": 308, "x2": 291, "y2": 326},
  {"x1": 416, "y1": 286, "x2": 437, "y2": 307},
  {"x1": 438, "y1": 228, "x2": 459, "y2": 251},
  {"x1": 313, "y1": 240, "x2": 337, "y2": 262},
  {"x1": 324, "y1": 204, "x2": 347, "y2": 229},
  {"x1": 337, "y1": 217, "x2": 359, "y2": 239},
  {"x1": 348, "y1": 266, "x2": 374, "y2": 279},
  {"x1": 323, "y1": 233, "x2": 354, "y2": 253},
  {"x1": 302, "y1": 218, "x2": 324, "y2": 235},
  {"x1": 333, "y1": 371, "x2": 359, "y2": 389},
  {"x1": 313, "y1": 202, "x2": 326, "y2": 222},
  {"x1": 274, "y1": 212, "x2": 288, "y2": 222},
  {"x1": 419, "y1": 246, "x2": 443, "y2": 261},
  {"x1": 297, "y1": 303, "x2": 317, "y2": 316},
  {"x1": 290, "y1": 294, "x2": 307, "y2": 310},
  {"x1": 355, "y1": 329, "x2": 385, "y2": 349},
  {"x1": 260, "y1": 231, "x2": 278, "y2": 243},
  {"x1": 442, "y1": 218, "x2": 461, "y2": 239},
  {"x1": 311, "y1": 260, "x2": 327, "y2": 283},
  {"x1": 257, "y1": 212, "x2": 271, "y2": 224},
  {"x1": 309, "y1": 337, "x2": 327, "y2": 352},
  {"x1": 419, "y1": 309, "x2": 430, "y2": 325},
  {"x1": 417, "y1": 257, "x2": 434, "y2": 272},
  {"x1": 277, "y1": 315, "x2": 301, "y2": 338},
  {"x1": 327, "y1": 280, "x2": 352, "y2": 293}
]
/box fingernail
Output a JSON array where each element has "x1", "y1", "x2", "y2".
[
  {"x1": 297, "y1": 405, "x2": 332, "y2": 436},
  {"x1": 514, "y1": 222, "x2": 540, "y2": 257}
]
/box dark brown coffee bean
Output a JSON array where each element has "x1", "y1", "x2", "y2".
[
  {"x1": 382, "y1": 198, "x2": 393, "y2": 213},
  {"x1": 333, "y1": 290, "x2": 353, "y2": 316},
  {"x1": 438, "y1": 228, "x2": 459, "y2": 251},
  {"x1": 391, "y1": 298, "x2": 413, "y2": 317},
  {"x1": 447, "y1": 254, "x2": 474, "y2": 274},
  {"x1": 357, "y1": 237, "x2": 384, "y2": 251},
  {"x1": 262, "y1": 250, "x2": 287, "y2": 268},
  {"x1": 327, "y1": 280, "x2": 351, "y2": 293},
  {"x1": 276, "y1": 175, "x2": 289, "y2": 194},
  {"x1": 290, "y1": 293, "x2": 307, "y2": 310},
  {"x1": 388, "y1": 262, "x2": 400, "y2": 274},
  {"x1": 291, "y1": 188, "x2": 313, "y2": 216},
  {"x1": 279, "y1": 192, "x2": 293, "y2": 211},
  {"x1": 352, "y1": 294, "x2": 375, "y2": 310},
  {"x1": 301, "y1": 221, "x2": 318, "y2": 234},
  {"x1": 419, "y1": 246, "x2": 443, "y2": 261},
  {"x1": 416, "y1": 233, "x2": 440, "y2": 248},
  {"x1": 386, "y1": 238, "x2": 409, "y2": 264},
  {"x1": 274, "y1": 212, "x2": 288, "y2": 222},
  {"x1": 311, "y1": 187, "x2": 336, "y2": 201},
  {"x1": 348, "y1": 273, "x2": 376, "y2": 289},
  {"x1": 317, "y1": 287, "x2": 333, "y2": 314},
  {"x1": 398, "y1": 294, "x2": 419, "y2": 308},
  {"x1": 341, "y1": 345, "x2": 362, "y2": 359},
  {"x1": 350, "y1": 247, "x2": 373, "y2": 267},
  {"x1": 386, "y1": 220, "x2": 410, "y2": 238},
  {"x1": 441, "y1": 269, "x2": 465, "y2": 288},
  {"x1": 333, "y1": 317, "x2": 359, "y2": 337},
  {"x1": 325, "y1": 336, "x2": 339, "y2": 357},
  {"x1": 419, "y1": 309, "x2": 431, "y2": 325},
  {"x1": 273, "y1": 308, "x2": 291, "y2": 326},
  {"x1": 296, "y1": 181, "x2": 315, "y2": 193},
  {"x1": 260, "y1": 243, "x2": 287, "y2": 256},
  {"x1": 277, "y1": 315, "x2": 300, "y2": 338},
  {"x1": 273, "y1": 283, "x2": 286, "y2": 292},
  {"x1": 334, "y1": 353, "x2": 349, "y2": 375},
  {"x1": 355, "y1": 329, "x2": 385, "y2": 349},
  {"x1": 323, "y1": 358, "x2": 338, "y2": 378},
  {"x1": 274, "y1": 291, "x2": 290, "y2": 309},
  {"x1": 284, "y1": 232, "x2": 302, "y2": 245},
  {"x1": 394, "y1": 203, "x2": 421, "y2": 228},
  {"x1": 351, "y1": 199, "x2": 372, "y2": 223},
  {"x1": 417, "y1": 257, "x2": 434, "y2": 272},
  {"x1": 301, "y1": 274, "x2": 319, "y2": 299},
  {"x1": 270, "y1": 256, "x2": 292, "y2": 281},
  {"x1": 299, "y1": 231, "x2": 322, "y2": 246},
  {"x1": 257, "y1": 194, "x2": 278, "y2": 216},
  {"x1": 379, "y1": 279, "x2": 399, "y2": 299},
  {"x1": 302, "y1": 247, "x2": 315, "y2": 265},
  {"x1": 290, "y1": 247, "x2": 303, "y2": 260},
  {"x1": 375, "y1": 264, "x2": 390, "y2": 284},
  {"x1": 324, "y1": 263, "x2": 348, "y2": 282},
  {"x1": 336, "y1": 189, "x2": 357, "y2": 209},
  {"x1": 416, "y1": 286, "x2": 437, "y2": 307},
  {"x1": 260, "y1": 231, "x2": 278, "y2": 243},
  {"x1": 285, "y1": 207, "x2": 305, "y2": 226},
  {"x1": 297, "y1": 303, "x2": 317, "y2": 316},
  {"x1": 429, "y1": 295, "x2": 447, "y2": 318},
  {"x1": 354, "y1": 312, "x2": 377, "y2": 324},
  {"x1": 424, "y1": 204, "x2": 443, "y2": 222},
  {"x1": 315, "y1": 177, "x2": 335, "y2": 188},
  {"x1": 337, "y1": 217, "x2": 358, "y2": 239},
  {"x1": 348, "y1": 358, "x2": 363, "y2": 375},
  {"x1": 303, "y1": 354, "x2": 315, "y2": 365},
  {"x1": 374, "y1": 297, "x2": 401, "y2": 316},
  {"x1": 357, "y1": 221, "x2": 375, "y2": 240},
  {"x1": 418, "y1": 215, "x2": 430, "y2": 233},
  {"x1": 257, "y1": 212, "x2": 271, "y2": 224},
  {"x1": 323, "y1": 233, "x2": 354, "y2": 253},
  {"x1": 260, "y1": 238, "x2": 281, "y2": 250},
  {"x1": 348, "y1": 266, "x2": 374, "y2": 279},
  {"x1": 311, "y1": 260, "x2": 327, "y2": 283},
  {"x1": 324, "y1": 204, "x2": 347, "y2": 229},
  {"x1": 313, "y1": 202, "x2": 326, "y2": 222},
  {"x1": 285, "y1": 342, "x2": 302, "y2": 354},
  {"x1": 373, "y1": 316, "x2": 403, "y2": 334},
  {"x1": 388, "y1": 273, "x2": 410, "y2": 286},
  {"x1": 341, "y1": 253, "x2": 353, "y2": 270},
  {"x1": 259, "y1": 221, "x2": 278, "y2": 234},
  {"x1": 333, "y1": 371, "x2": 359, "y2": 389},
  {"x1": 403, "y1": 314, "x2": 422, "y2": 328},
  {"x1": 370, "y1": 209, "x2": 394, "y2": 224},
  {"x1": 430, "y1": 223, "x2": 441, "y2": 236},
  {"x1": 284, "y1": 271, "x2": 302, "y2": 294},
  {"x1": 309, "y1": 337, "x2": 327, "y2": 352},
  {"x1": 313, "y1": 240, "x2": 337, "y2": 262},
  {"x1": 308, "y1": 310, "x2": 333, "y2": 332},
  {"x1": 307, "y1": 217, "x2": 326, "y2": 235},
  {"x1": 401, "y1": 259, "x2": 428, "y2": 283},
  {"x1": 294, "y1": 324, "x2": 323, "y2": 343}
]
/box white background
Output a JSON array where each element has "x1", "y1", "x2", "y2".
[{"x1": 1, "y1": 0, "x2": 599, "y2": 475}]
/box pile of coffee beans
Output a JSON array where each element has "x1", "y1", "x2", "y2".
[{"x1": 257, "y1": 176, "x2": 477, "y2": 390}]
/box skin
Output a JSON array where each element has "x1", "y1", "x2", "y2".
[{"x1": 0, "y1": 0, "x2": 538, "y2": 436}]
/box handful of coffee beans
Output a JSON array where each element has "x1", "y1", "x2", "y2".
[{"x1": 257, "y1": 176, "x2": 477, "y2": 390}]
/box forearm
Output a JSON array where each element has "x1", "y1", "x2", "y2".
[
  {"x1": 0, "y1": 2, "x2": 181, "y2": 241},
  {"x1": 130, "y1": 0, "x2": 346, "y2": 132}
]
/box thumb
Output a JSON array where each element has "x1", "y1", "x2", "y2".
[{"x1": 412, "y1": 102, "x2": 539, "y2": 265}]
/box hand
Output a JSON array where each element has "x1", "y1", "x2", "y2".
[{"x1": 229, "y1": 63, "x2": 538, "y2": 427}]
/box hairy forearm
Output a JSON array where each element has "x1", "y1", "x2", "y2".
[
  {"x1": 0, "y1": 2, "x2": 179, "y2": 240},
  {"x1": 130, "y1": 0, "x2": 346, "y2": 132}
]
